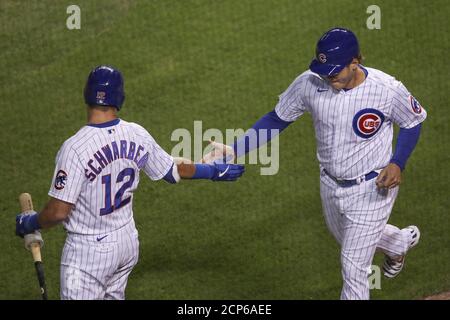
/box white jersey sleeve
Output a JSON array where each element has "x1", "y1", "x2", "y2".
[
  {"x1": 274, "y1": 76, "x2": 308, "y2": 122},
  {"x1": 390, "y1": 82, "x2": 427, "y2": 128},
  {"x1": 142, "y1": 137, "x2": 174, "y2": 180},
  {"x1": 131, "y1": 125, "x2": 173, "y2": 181},
  {"x1": 48, "y1": 143, "x2": 85, "y2": 204}
]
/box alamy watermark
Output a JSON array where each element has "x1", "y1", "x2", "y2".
[
  {"x1": 66, "y1": 5, "x2": 81, "y2": 30},
  {"x1": 65, "y1": 267, "x2": 81, "y2": 293},
  {"x1": 366, "y1": 5, "x2": 381, "y2": 30},
  {"x1": 368, "y1": 265, "x2": 381, "y2": 290},
  {"x1": 170, "y1": 121, "x2": 280, "y2": 175}
]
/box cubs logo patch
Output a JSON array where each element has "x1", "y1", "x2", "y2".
[
  {"x1": 352, "y1": 108, "x2": 385, "y2": 139},
  {"x1": 410, "y1": 95, "x2": 422, "y2": 114},
  {"x1": 55, "y1": 170, "x2": 67, "y2": 190},
  {"x1": 318, "y1": 53, "x2": 327, "y2": 63}
]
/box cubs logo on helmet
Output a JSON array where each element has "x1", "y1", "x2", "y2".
[
  {"x1": 410, "y1": 95, "x2": 422, "y2": 114},
  {"x1": 352, "y1": 108, "x2": 385, "y2": 138},
  {"x1": 318, "y1": 53, "x2": 327, "y2": 63}
]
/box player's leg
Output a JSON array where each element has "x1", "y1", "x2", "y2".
[
  {"x1": 339, "y1": 181, "x2": 398, "y2": 300},
  {"x1": 103, "y1": 248, "x2": 139, "y2": 300},
  {"x1": 60, "y1": 236, "x2": 119, "y2": 300},
  {"x1": 60, "y1": 238, "x2": 107, "y2": 299},
  {"x1": 377, "y1": 224, "x2": 414, "y2": 258},
  {"x1": 377, "y1": 223, "x2": 420, "y2": 278},
  {"x1": 372, "y1": 185, "x2": 421, "y2": 278},
  {"x1": 320, "y1": 173, "x2": 344, "y2": 244},
  {"x1": 60, "y1": 265, "x2": 105, "y2": 300},
  {"x1": 339, "y1": 216, "x2": 385, "y2": 299},
  {"x1": 104, "y1": 224, "x2": 139, "y2": 300}
]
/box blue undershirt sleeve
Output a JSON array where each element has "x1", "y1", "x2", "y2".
[
  {"x1": 390, "y1": 123, "x2": 422, "y2": 171},
  {"x1": 191, "y1": 164, "x2": 215, "y2": 179},
  {"x1": 162, "y1": 164, "x2": 178, "y2": 184},
  {"x1": 232, "y1": 110, "x2": 293, "y2": 157},
  {"x1": 163, "y1": 163, "x2": 216, "y2": 181}
]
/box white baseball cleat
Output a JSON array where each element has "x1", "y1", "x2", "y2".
[{"x1": 383, "y1": 225, "x2": 420, "y2": 278}]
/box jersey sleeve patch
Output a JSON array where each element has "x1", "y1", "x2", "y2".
[
  {"x1": 54, "y1": 170, "x2": 68, "y2": 190},
  {"x1": 410, "y1": 95, "x2": 422, "y2": 114}
]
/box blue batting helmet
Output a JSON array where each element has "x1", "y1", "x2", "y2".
[
  {"x1": 84, "y1": 65, "x2": 125, "y2": 110},
  {"x1": 309, "y1": 28, "x2": 360, "y2": 76}
]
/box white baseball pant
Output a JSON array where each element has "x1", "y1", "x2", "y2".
[
  {"x1": 60, "y1": 220, "x2": 139, "y2": 300},
  {"x1": 320, "y1": 170, "x2": 413, "y2": 300}
]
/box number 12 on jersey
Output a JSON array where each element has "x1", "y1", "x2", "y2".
[{"x1": 100, "y1": 168, "x2": 135, "y2": 216}]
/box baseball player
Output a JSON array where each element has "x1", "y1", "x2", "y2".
[
  {"x1": 206, "y1": 28, "x2": 426, "y2": 299},
  {"x1": 15, "y1": 65, "x2": 245, "y2": 300}
]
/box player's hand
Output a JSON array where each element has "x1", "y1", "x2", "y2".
[
  {"x1": 16, "y1": 211, "x2": 40, "y2": 238},
  {"x1": 202, "y1": 141, "x2": 236, "y2": 164},
  {"x1": 211, "y1": 163, "x2": 245, "y2": 181},
  {"x1": 376, "y1": 163, "x2": 402, "y2": 189}
]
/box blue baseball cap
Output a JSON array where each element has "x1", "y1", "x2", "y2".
[{"x1": 309, "y1": 28, "x2": 360, "y2": 76}]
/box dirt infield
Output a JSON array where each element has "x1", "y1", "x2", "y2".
[{"x1": 423, "y1": 292, "x2": 450, "y2": 300}]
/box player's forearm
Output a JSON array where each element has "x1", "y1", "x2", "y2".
[
  {"x1": 178, "y1": 163, "x2": 216, "y2": 179},
  {"x1": 164, "y1": 162, "x2": 244, "y2": 181},
  {"x1": 390, "y1": 123, "x2": 422, "y2": 171},
  {"x1": 37, "y1": 198, "x2": 73, "y2": 229},
  {"x1": 163, "y1": 162, "x2": 214, "y2": 181},
  {"x1": 177, "y1": 163, "x2": 196, "y2": 178},
  {"x1": 232, "y1": 110, "x2": 292, "y2": 157},
  {"x1": 162, "y1": 163, "x2": 214, "y2": 182}
]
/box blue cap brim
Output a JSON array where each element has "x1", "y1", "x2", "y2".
[{"x1": 309, "y1": 59, "x2": 345, "y2": 76}]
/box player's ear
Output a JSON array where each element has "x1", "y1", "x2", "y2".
[
  {"x1": 356, "y1": 53, "x2": 364, "y2": 64},
  {"x1": 349, "y1": 58, "x2": 359, "y2": 71}
]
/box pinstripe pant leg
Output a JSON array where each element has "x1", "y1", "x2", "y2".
[
  {"x1": 377, "y1": 224, "x2": 411, "y2": 258},
  {"x1": 320, "y1": 175, "x2": 343, "y2": 244},
  {"x1": 340, "y1": 181, "x2": 398, "y2": 300},
  {"x1": 104, "y1": 229, "x2": 139, "y2": 300},
  {"x1": 60, "y1": 265, "x2": 106, "y2": 300},
  {"x1": 340, "y1": 216, "x2": 385, "y2": 300},
  {"x1": 60, "y1": 238, "x2": 107, "y2": 300}
]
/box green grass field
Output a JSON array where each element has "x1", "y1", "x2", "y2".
[{"x1": 1, "y1": 0, "x2": 449, "y2": 300}]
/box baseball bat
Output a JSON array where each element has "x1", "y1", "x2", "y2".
[{"x1": 19, "y1": 193, "x2": 48, "y2": 300}]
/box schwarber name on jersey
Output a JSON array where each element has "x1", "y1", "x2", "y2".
[
  {"x1": 275, "y1": 66, "x2": 427, "y2": 179},
  {"x1": 48, "y1": 119, "x2": 173, "y2": 235}
]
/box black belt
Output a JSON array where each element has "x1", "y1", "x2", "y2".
[{"x1": 323, "y1": 169, "x2": 379, "y2": 187}]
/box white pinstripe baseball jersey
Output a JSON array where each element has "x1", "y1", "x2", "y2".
[
  {"x1": 275, "y1": 66, "x2": 427, "y2": 179},
  {"x1": 48, "y1": 118, "x2": 173, "y2": 235}
]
